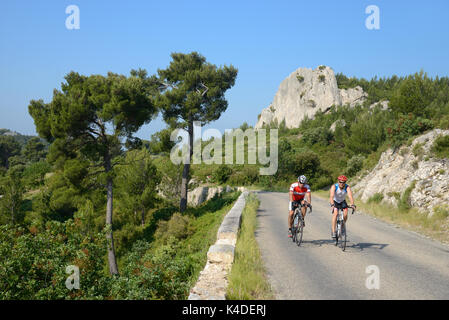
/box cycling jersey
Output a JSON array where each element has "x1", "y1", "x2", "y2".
[
  {"x1": 334, "y1": 183, "x2": 348, "y2": 203},
  {"x1": 290, "y1": 182, "x2": 311, "y2": 201}
]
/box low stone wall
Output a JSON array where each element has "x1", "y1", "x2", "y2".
[{"x1": 188, "y1": 189, "x2": 249, "y2": 300}]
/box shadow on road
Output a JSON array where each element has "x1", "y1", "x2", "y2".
[
  {"x1": 300, "y1": 239, "x2": 335, "y2": 247},
  {"x1": 256, "y1": 209, "x2": 272, "y2": 217},
  {"x1": 348, "y1": 242, "x2": 389, "y2": 251},
  {"x1": 295, "y1": 240, "x2": 389, "y2": 252}
]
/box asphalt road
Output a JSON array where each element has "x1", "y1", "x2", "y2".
[{"x1": 255, "y1": 191, "x2": 449, "y2": 299}]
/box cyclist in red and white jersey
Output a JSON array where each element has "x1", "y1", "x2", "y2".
[{"x1": 288, "y1": 175, "x2": 311, "y2": 238}]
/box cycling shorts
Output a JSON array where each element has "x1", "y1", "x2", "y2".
[
  {"x1": 333, "y1": 200, "x2": 348, "y2": 212},
  {"x1": 289, "y1": 200, "x2": 305, "y2": 211}
]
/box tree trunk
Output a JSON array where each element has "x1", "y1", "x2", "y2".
[
  {"x1": 180, "y1": 120, "x2": 194, "y2": 212},
  {"x1": 105, "y1": 155, "x2": 119, "y2": 275},
  {"x1": 141, "y1": 208, "x2": 145, "y2": 226}
]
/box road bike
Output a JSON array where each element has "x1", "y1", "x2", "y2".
[
  {"x1": 332, "y1": 204, "x2": 355, "y2": 251},
  {"x1": 291, "y1": 201, "x2": 312, "y2": 246}
]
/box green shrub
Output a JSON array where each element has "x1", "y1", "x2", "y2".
[
  {"x1": 399, "y1": 147, "x2": 409, "y2": 156},
  {"x1": 302, "y1": 127, "x2": 333, "y2": 146},
  {"x1": 311, "y1": 175, "x2": 333, "y2": 190},
  {"x1": 345, "y1": 154, "x2": 365, "y2": 177},
  {"x1": 387, "y1": 191, "x2": 401, "y2": 201},
  {"x1": 154, "y1": 213, "x2": 193, "y2": 245},
  {"x1": 431, "y1": 205, "x2": 449, "y2": 220},
  {"x1": 296, "y1": 74, "x2": 304, "y2": 83},
  {"x1": 319, "y1": 75, "x2": 326, "y2": 83},
  {"x1": 0, "y1": 221, "x2": 111, "y2": 299},
  {"x1": 398, "y1": 180, "x2": 416, "y2": 211},
  {"x1": 431, "y1": 135, "x2": 449, "y2": 159},
  {"x1": 386, "y1": 114, "x2": 433, "y2": 148},
  {"x1": 228, "y1": 166, "x2": 258, "y2": 186},
  {"x1": 213, "y1": 164, "x2": 233, "y2": 184},
  {"x1": 113, "y1": 238, "x2": 192, "y2": 300},
  {"x1": 22, "y1": 161, "x2": 52, "y2": 189},
  {"x1": 412, "y1": 142, "x2": 425, "y2": 157}
]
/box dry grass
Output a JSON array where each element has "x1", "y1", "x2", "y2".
[{"x1": 226, "y1": 193, "x2": 275, "y2": 300}]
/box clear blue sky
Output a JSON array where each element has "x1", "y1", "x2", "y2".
[{"x1": 1, "y1": 0, "x2": 449, "y2": 139}]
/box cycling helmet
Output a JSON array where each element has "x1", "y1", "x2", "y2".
[
  {"x1": 338, "y1": 175, "x2": 348, "y2": 182},
  {"x1": 298, "y1": 175, "x2": 307, "y2": 184}
]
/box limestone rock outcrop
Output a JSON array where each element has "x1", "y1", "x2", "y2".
[
  {"x1": 255, "y1": 66, "x2": 367, "y2": 129},
  {"x1": 188, "y1": 185, "x2": 234, "y2": 207},
  {"x1": 352, "y1": 129, "x2": 449, "y2": 215}
]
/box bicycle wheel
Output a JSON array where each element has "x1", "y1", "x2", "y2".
[
  {"x1": 295, "y1": 213, "x2": 304, "y2": 246},
  {"x1": 292, "y1": 210, "x2": 300, "y2": 243},
  {"x1": 340, "y1": 221, "x2": 347, "y2": 251},
  {"x1": 335, "y1": 221, "x2": 340, "y2": 246}
]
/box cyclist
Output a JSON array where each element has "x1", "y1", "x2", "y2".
[
  {"x1": 329, "y1": 175, "x2": 356, "y2": 239},
  {"x1": 288, "y1": 175, "x2": 311, "y2": 238}
]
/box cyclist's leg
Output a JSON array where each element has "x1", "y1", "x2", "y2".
[
  {"x1": 342, "y1": 200, "x2": 349, "y2": 222},
  {"x1": 331, "y1": 207, "x2": 338, "y2": 235},
  {"x1": 288, "y1": 210, "x2": 294, "y2": 229},
  {"x1": 300, "y1": 199, "x2": 307, "y2": 219},
  {"x1": 288, "y1": 201, "x2": 294, "y2": 229}
]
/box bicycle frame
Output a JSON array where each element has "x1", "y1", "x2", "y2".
[
  {"x1": 333, "y1": 206, "x2": 354, "y2": 251},
  {"x1": 291, "y1": 201, "x2": 311, "y2": 246}
]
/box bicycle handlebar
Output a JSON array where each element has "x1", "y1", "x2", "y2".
[
  {"x1": 292, "y1": 201, "x2": 312, "y2": 213},
  {"x1": 329, "y1": 203, "x2": 356, "y2": 214}
]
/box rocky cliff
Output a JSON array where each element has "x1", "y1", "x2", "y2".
[
  {"x1": 255, "y1": 66, "x2": 367, "y2": 129},
  {"x1": 352, "y1": 129, "x2": 449, "y2": 215}
]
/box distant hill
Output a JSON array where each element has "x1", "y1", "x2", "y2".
[{"x1": 0, "y1": 128, "x2": 42, "y2": 146}]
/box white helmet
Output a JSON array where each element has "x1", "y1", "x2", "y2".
[{"x1": 298, "y1": 175, "x2": 307, "y2": 184}]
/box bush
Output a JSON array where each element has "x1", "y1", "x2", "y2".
[
  {"x1": 386, "y1": 114, "x2": 433, "y2": 148},
  {"x1": 431, "y1": 135, "x2": 449, "y2": 159},
  {"x1": 311, "y1": 175, "x2": 333, "y2": 190},
  {"x1": 0, "y1": 221, "x2": 110, "y2": 299},
  {"x1": 398, "y1": 180, "x2": 416, "y2": 211},
  {"x1": 22, "y1": 161, "x2": 52, "y2": 189},
  {"x1": 345, "y1": 155, "x2": 365, "y2": 177},
  {"x1": 213, "y1": 164, "x2": 233, "y2": 184},
  {"x1": 302, "y1": 127, "x2": 333, "y2": 146},
  {"x1": 389, "y1": 71, "x2": 434, "y2": 117},
  {"x1": 412, "y1": 142, "x2": 425, "y2": 157},
  {"x1": 288, "y1": 151, "x2": 321, "y2": 181},
  {"x1": 154, "y1": 213, "x2": 193, "y2": 245},
  {"x1": 114, "y1": 238, "x2": 192, "y2": 299},
  {"x1": 228, "y1": 166, "x2": 259, "y2": 186}
]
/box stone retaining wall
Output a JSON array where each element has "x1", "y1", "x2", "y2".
[{"x1": 188, "y1": 189, "x2": 249, "y2": 300}]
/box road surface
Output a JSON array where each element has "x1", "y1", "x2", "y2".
[{"x1": 255, "y1": 191, "x2": 449, "y2": 299}]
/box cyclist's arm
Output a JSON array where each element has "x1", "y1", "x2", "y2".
[
  {"x1": 329, "y1": 184, "x2": 335, "y2": 206},
  {"x1": 289, "y1": 190, "x2": 293, "y2": 203},
  {"x1": 307, "y1": 191, "x2": 311, "y2": 205},
  {"x1": 347, "y1": 186, "x2": 355, "y2": 207}
]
